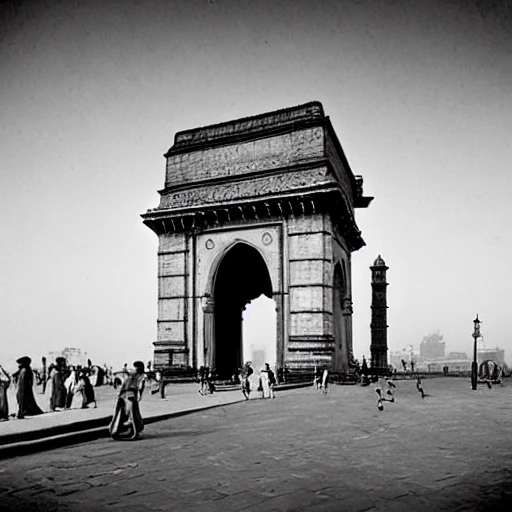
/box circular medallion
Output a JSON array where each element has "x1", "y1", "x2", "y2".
[
  {"x1": 262, "y1": 232, "x2": 273, "y2": 246},
  {"x1": 205, "y1": 239, "x2": 215, "y2": 250}
]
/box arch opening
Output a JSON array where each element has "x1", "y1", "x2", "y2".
[
  {"x1": 242, "y1": 295, "x2": 277, "y2": 373},
  {"x1": 333, "y1": 262, "x2": 347, "y2": 371},
  {"x1": 213, "y1": 243, "x2": 274, "y2": 379}
]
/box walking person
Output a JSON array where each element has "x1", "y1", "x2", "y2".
[
  {"x1": 240, "y1": 362, "x2": 253, "y2": 400},
  {"x1": 416, "y1": 378, "x2": 425, "y2": 398},
  {"x1": 321, "y1": 366, "x2": 329, "y2": 395},
  {"x1": 206, "y1": 367, "x2": 216, "y2": 394},
  {"x1": 64, "y1": 366, "x2": 78, "y2": 410},
  {"x1": 15, "y1": 357, "x2": 43, "y2": 419},
  {"x1": 109, "y1": 361, "x2": 146, "y2": 440},
  {"x1": 385, "y1": 379, "x2": 396, "y2": 402},
  {"x1": 0, "y1": 364, "x2": 11, "y2": 421},
  {"x1": 41, "y1": 357, "x2": 48, "y2": 394},
  {"x1": 259, "y1": 365, "x2": 270, "y2": 399},
  {"x1": 313, "y1": 366, "x2": 322, "y2": 390},
  {"x1": 76, "y1": 369, "x2": 97, "y2": 408},
  {"x1": 266, "y1": 363, "x2": 276, "y2": 399},
  {"x1": 49, "y1": 357, "x2": 68, "y2": 412},
  {"x1": 198, "y1": 366, "x2": 207, "y2": 395}
]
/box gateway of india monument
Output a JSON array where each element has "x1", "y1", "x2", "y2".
[{"x1": 142, "y1": 101, "x2": 377, "y2": 378}]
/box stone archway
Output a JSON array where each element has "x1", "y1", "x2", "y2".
[
  {"x1": 212, "y1": 242, "x2": 273, "y2": 379},
  {"x1": 142, "y1": 102, "x2": 373, "y2": 372}
]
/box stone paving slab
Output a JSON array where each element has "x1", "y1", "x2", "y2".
[
  {"x1": 0, "y1": 384, "x2": 246, "y2": 454},
  {"x1": 0, "y1": 381, "x2": 310, "y2": 457},
  {"x1": 1, "y1": 377, "x2": 512, "y2": 511}
]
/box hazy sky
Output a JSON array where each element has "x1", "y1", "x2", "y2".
[{"x1": 1, "y1": 0, "x2": 511, "y2": 370}]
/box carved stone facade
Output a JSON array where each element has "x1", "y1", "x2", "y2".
[
  {"x1": 142, "y1": 102, "x2": 373, "y2": 374},
  {"x1": 370, "y1": 255, "x2": 389, "y2": 371}
]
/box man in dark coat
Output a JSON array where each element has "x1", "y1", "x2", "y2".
[
  {"x1": 49, "y1": 357, "x2": 68, "y2": 411},
  {"x1": 16, "y1": 357, "x2": 43, "y2": 419}
]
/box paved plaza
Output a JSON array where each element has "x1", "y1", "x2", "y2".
[{"x1": 1, "y1": 378, "x2": 511, "y2": 511}]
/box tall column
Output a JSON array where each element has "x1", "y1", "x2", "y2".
[
  {"x1": 343, "y1": 297, "x2": 354, "y2": 360},
  {"x1": 202, "y1": 297, "x2": 215, "y2": 369},
  {"x1": 370, "y1": 255, "x2": 389, "y2": 373}
]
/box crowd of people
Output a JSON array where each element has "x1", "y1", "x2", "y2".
[
  {"x1": 0, "y1": 356, "x2": 101, "y2": 421},
  {"x1": 196, "y1": 361, "x2": 278, "y2": 400},
  {"x1": 0, "y1": 355, "x2": 148, "y2": 441}
]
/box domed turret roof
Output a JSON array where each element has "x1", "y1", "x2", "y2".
[{"x1": 373, "y1": 254, "x2": 386, "y2": 266}]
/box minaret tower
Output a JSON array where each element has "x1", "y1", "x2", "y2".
[{"x1": 370, "y1": 255, "x2": 389, "y2": 372}]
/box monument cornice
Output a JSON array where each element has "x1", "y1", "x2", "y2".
[
  {"x1": 165, "y1": 101, "x2": 325, "y2": 156},
  {"x1": 142, "y1": 186, "x2": 366, "y2": 251}
]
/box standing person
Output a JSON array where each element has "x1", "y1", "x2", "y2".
[
  {"x1": 15, "y1": 357, "x2": 43, "y2": 419},
  {"x1": 259, "y1": 365, "x2": 270, "y2": 399},
  {"x1": 416, "y1": 378, "x2": 425, "y2": 398},
  {"x1": 206, "y1": 368, "x2": 216, "y2": 394},
  {"x1": 41, "y1": 357, "x2": 48, "y2": 394},
  {"x1": 240, "y1": 362, "x2": 253, "y2": 400},
  {"x1": 0, "y1": 364, "x2": 11, "y2": 421},
  {"x1": 198, "y1": 366, "x2": 207, "y2": 395},
  {"x1": 64, "y1": 366, "x2": 78, "y2": 410},
  {"x1": 265, "y1": 363, "x2": 276, "y2": 399},
  {"x1": 109, "y1": 361, "x2": 146, "y2": 440},
  {"x1": 314, "y1": 366, "x2": 322, "y2": 390},
  {"x1": 49, "y1": 357, "x2": 68, "y2": 412},
  {"x1": 321, "y1": 366, "x2": 329, "y2": 394},
  {"x1": 76, "y1": 369, "x2": 97, "y2": 408}
]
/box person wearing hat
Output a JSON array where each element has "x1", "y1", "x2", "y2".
[
  {"x1": 49, "y1": 357, "x2": 68, "y2": 412},
  {"x1": 109, "y1": 361, "x2": 146, "y2": 440},
  {"x1": 15, "y1": 357, "x2": 43, "y2": 419}
]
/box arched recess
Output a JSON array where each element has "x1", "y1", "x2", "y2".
[
  {"x1": 333, "y1": 261, "x2": 348, "y2": 371},
  {"x1": 212, "y1": 242, "x2": 274, "y2": 379}
]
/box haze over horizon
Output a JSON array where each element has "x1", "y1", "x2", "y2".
[{"x1": 1, "y1": 0, "x2": 511, "y2": 371}]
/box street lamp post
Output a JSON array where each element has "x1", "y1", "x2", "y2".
[{"x1": 471, "y1": 315, "x2": 482, "y2": 390}]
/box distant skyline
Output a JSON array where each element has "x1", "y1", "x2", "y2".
[{"x1": 1, "y1": 0, "x2": 511, "y2": 370}]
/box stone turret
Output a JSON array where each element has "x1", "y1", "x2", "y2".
[{"x1": 370, "y1": 255, "x2": 389, "y2": 372}]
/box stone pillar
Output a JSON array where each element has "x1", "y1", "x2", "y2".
[
  {"x1": 274, "y1": 292, "x2": 284, "y2": 368},
  {"x1": 343, "y1": 297, "x2": 354, "y2": 360},
  {"x1": 202, "y1": 297, "x2": 215, "y2": 369},
  {"x1": 370, "y1": 255, "x2": 389, "y2": 373}
]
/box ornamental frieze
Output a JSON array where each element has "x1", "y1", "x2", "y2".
[{"x1": 159, "y1": 167, "x2": 334, "y2": 210}]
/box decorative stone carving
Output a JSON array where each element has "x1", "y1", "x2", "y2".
[
  {"x1": 159, "y1": 167, "x2": 333, "y2": 210},
  {"x1": 342, "y1": 298, "x2": 353, "y2": 315},
  {"x1": 262, "y1": 232, "x2": 273, "y2": 245}
]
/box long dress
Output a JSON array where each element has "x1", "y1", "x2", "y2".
[
  {"x1": 64, "y1": 370, "x2": 77, "y2": 409},
  {"x1": 49, "y1": 368, "x2": 67, "y2": 411},
  {"x1": 76, "y1": 375, "x2": 96, "y2": 408},
  {"x1": 259, "y1": 370, "x2": 270, "y2": 398},
  {"x1": 109, "y1": 372, "x2": 145, "y2": 440},
  {"x1": 0, "y1": 378, "x2": 10, "y2": 420},
  {"x1": 16, "y1": 367, "x2": 43, "y2": 418}
]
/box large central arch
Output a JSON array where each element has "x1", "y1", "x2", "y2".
[{"x1": 213, "y1": 243, "x2": 273, "y2": 378}]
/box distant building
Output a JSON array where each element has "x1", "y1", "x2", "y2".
[
  {"x1": 446, "y1": 351, "x2": 469, "y2": 360},
  {"x1": 389, "y1": 348, "x2": 419, "y2": 369},
  {"x1": 420, "y1": 332, "x2": 445, "y2": 360},
  {"x1": 47, "y1": 348, "x2": 87, "y2": 367},
  {"x1": 478, "y1": 347, "x2": 505, "y2": 365},
  {"x1": 420, "y1": 357, "x2": 471, "y2": 373}
]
